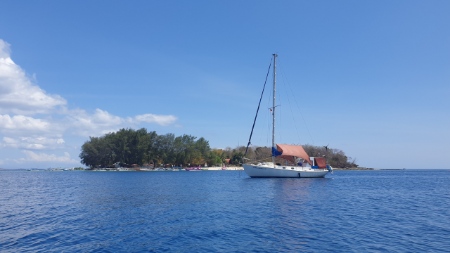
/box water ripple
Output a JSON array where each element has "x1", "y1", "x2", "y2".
[{"x1": 1, "y1": 170, "x2": 449, "y2": 252}]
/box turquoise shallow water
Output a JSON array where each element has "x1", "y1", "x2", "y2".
[{"x1": 1, "y1": 169, "x2": 449, "y2": 252}]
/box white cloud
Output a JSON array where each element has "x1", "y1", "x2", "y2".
[
  {"x1": 20, "y1": 150, "x2": 76, "y2": 163},
  {"x1": 0, "y1": 40, "x2": 11, "y2": 58},
  {"x1": 65, "y1": 108, "x2": 125, "y2": 136},
  {"x1": 0, "y1": 40, "x2": 66, "y2": 115},
  {"x1": 66, "y1": 109, "x2": 178, "y2": 137},
  {"x1": 134, "y1": 114, "x2": 177, "y2": 126},
  {"x1": 2, "y1": 136, "x2": 65, "y2": 150},
  {"x1": 0, "y1": 114, "x2": 50, "y2": 132},
  {"x1": 2, "y1": 136, "x2": 18, "y2": 148},
  {"x1": 0, "y1": 38, "x2": 178, "y2": 168}
]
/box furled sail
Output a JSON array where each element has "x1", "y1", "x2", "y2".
[{"x1": 275, "y1": 144, "x2": 312, "y2": 164}]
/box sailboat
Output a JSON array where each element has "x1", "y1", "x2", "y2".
[{"x1": 243, "y1": 54, "x2": 332, "y2": 178}]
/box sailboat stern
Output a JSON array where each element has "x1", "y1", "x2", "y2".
[{"x1": 326, "y1": 164, "x2": 333, "y2": 172}]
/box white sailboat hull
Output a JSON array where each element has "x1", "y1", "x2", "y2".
[{"x1": 243, "y1": 163, "x2": 330, "y2": 178}]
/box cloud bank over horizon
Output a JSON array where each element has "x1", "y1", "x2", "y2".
[{"x1": 0, "y1": 39, "x2": 178, "y2": 168}]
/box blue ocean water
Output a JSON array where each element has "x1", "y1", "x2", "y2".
[{"x1": 1, "y1": 170, "x2": 449, "y2": 252}]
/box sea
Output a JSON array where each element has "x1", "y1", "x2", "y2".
[{"x1": 1, "y1": 169, "x2": 449, "y2": 253}]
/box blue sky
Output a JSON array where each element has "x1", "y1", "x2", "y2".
[{"x1": 0, "y1": 0, "x2": 449, "y2": 169}]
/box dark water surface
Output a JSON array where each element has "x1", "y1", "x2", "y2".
[{"x1": 1, "y1": 170, "x2": 449, "y2": 252}]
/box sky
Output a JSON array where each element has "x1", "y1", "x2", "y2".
[{"x1": 0, "y1": 0, "x2": 449, "y2": 169}]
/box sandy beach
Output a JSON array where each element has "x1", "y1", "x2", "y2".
[{"x1": 205, "y1": 166, "x2": 243, "y2": 171}]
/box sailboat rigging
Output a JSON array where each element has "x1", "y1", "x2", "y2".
[{"x1": 243, "y1": 54, "x2": 332, "y2": 178}]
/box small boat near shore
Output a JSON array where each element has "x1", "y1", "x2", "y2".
[{"x1": 243, "y1": 54, "x2": 332, "y2": 178}]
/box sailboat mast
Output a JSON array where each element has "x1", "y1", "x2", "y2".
[{"x1": 272, "y1": 53, "x2": 277, "y2": 165}]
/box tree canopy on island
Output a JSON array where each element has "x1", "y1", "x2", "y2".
[
  {"x1": 79, "y1": 128, "x2": 358, "y2": 169},
  {"x1": 79, "y1": 128, "x2": 216, "y2": 168}
]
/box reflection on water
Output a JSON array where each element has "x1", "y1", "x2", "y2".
[{"x1": 1, "y1": 170, "x2": 449, "y2": 252}]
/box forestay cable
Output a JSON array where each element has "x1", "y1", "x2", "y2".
[{"x1": 244, "y1": 57, "x2": 273, "y2": 158}]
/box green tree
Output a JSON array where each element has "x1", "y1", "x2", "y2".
[
  {"x1": 207, "y1": 149, "x2": 225, "y2": 167},
  {"x1": 80, "y1": 136, "x2": 113, "y2": 168}
]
